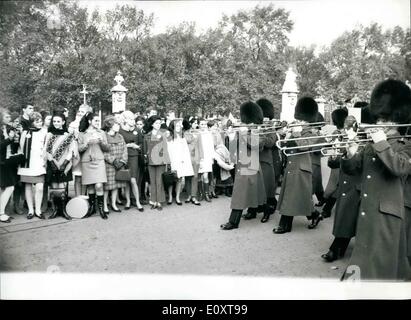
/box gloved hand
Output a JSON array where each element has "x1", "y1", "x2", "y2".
[
  {"x1": 370, "y1": 129, "x2": 387, "y2": 144},
  {"x1": 113, "y1": 159, "x2": 124, "y2": 170}
]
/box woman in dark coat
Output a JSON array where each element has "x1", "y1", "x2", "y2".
[
  {"x1": 119, "y1": 111, "x2": 144, "y2": 210},
  {"x1": 0, "y1": 109, "x2": 23, "y2": 223}
]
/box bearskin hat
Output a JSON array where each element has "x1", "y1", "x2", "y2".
[
  {"x1": 369, "y1": 79, "x2": 411, "y2": 124},
  {"x1": 256, "y1": 98, "x2": 274, "y2": 120},
  {"x1": 361, "y1": 106, "x2": 377, "y2": 125},
  {"x1": 240, "y1": 101, "x2": 263, "y2": 124},
  {"x1": 315, "y1": 112, "x2": 325, "y2": 122},
  {"x1": 294, "y1": 97, "x2": 318, "y2": 123},
  {"x1": 353, "y1": 101, "x2": 368, "y2": 108},
  {"x1": 331, "y1": 107, "x2": 348, "y2": 129}
]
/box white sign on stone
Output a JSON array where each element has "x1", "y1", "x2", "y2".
[
  {"x1": 280, "y1": 67, "x2": 299, "y2": 122},
  {"x1": 111, "y1": 71, "x2": 128, "y2": 113}
]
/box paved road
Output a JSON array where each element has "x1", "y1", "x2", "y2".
[{"x1": 0, "y1": 196, "x2": 351, "y2": 278}]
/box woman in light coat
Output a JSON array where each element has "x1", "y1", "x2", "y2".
[{"x1": 167, "y1": 119, "x2": 194, "y2": 205}]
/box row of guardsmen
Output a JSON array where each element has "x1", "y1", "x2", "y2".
[{"x1": 220, "y1": 79, "x2": 411, "y2": 281}]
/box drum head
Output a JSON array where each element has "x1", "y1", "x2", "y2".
[{"x1": 65, "y1": 196, "x2": 89, "y2": 219}]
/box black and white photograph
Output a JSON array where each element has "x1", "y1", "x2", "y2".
[{"x1": 0, "y1": 0, "x2": 411, "y2": 302}]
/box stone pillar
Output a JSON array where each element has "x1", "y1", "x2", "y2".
[
  {"x1": 280, "y1": 67, "x2": 299, "y2": 122},
  {"x1": 111, "y1": 71, "x2": 128, "y2": 113}
]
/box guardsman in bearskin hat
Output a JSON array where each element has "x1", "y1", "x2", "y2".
[
  {"x1": 273, "y1": 97, "x2": 322, "y2": 234},
  {"x1": 220, "y1": 101, "x2": 267, "y2": 230},
  {"x1": 318, "y1": 107, "x2": 349, "y2": 219},
  {"x1": 320, "y1": 106, "x2": 375, "y2": 262},
  {"x1": 341, "y1": 79, "x2": 411, "y2": 280},
  {"x1": 242, "y1": 98, "x2": 277, "y2": 223}
]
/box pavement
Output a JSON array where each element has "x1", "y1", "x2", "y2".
[{"x1": 0, "y1": 196, "x2": 351, "y2": 278}]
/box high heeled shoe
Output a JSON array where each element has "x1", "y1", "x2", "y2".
[
  {"x1": 27, "y1": 213, "x2": 34, "y2": 220},
  {"x1": 191, "y1": 198, "x2": 201, "y2": 206},
  {"x1": 185, "y1": 197, "x2": 192, "y2": 203},
  {"x1": 175, "y1": 200, "x2": 182, "y2": 206},
  {"x1": 112, "y1": 207, "x2": 121, "y2": 213},
  {"x1": 137, "y1": 206, "x2": 144, "y2": 212}
]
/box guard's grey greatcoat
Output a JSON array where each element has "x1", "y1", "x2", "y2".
[
  {"x1": 277, "y1": 129, "x2": 319, "y2": 217},
  {"x1": 341, "y1": 137, "x2": 411, "y2": 280},
  {"x1": 328, "y1": 156, "x2": 361, "y2": 238},
  {"x1": 230, "y1": 131, "x2": 266, "y2": 210},
  {"x1": 259, "y1": 132, "x2": 277, "y2": 198}
]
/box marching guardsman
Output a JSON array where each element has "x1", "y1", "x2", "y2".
[
  {"x1": 319, "y1": 107, "x2": 349, "y2": 219},
  {"x1": 220, "y1": 101, "x2": 267, "y2": 230},
  {"x1": 321, "y1": 106, "x2": 376, "y2": 262},
  {"x1": 341, "y1": 79, "x2": 411, "y2": 280},
  {"x1": 257, "y1": 98, "x2": 278, "y2": 222},
  {"x1": 273, "y1": 97, "x2": 321, "y2": 234}
]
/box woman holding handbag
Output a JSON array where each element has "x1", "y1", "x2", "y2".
[
  {"x1": 0, "y1": 108, "x2": 24, "y2": 223},
  {"x1": 119, "y1": 111, "x2": 144, "y2": 211},
  {"x1": 78, "y1": 112, "x2": 109, "y2": 220},
  {"x1": 144, "y1": 115, "x2": 170, "y2": 211},
  {"x1": 44, "y1": 111, "x2": 79, "y2": 220},
  {"x1": 166, "y1": 119, "x2": 194, "y2": 205},
  {"x1": 102, "y1": 115, "x2": 129, "y2": 214}
]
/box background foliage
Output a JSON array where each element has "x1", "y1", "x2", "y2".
[{"x1": 1, "y1": 1, "x2": 410, "y2": 120}]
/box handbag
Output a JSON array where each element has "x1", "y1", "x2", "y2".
[
  {"x1": 115, "y1": 167, "x2": 131, "y2": 181},
  {"x1": 162, "y1": 164, "x2": 178, "y2": 190}
]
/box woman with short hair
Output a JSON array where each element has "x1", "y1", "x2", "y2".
[
  {"x1": 18, "y1": 112, "x2": 48, "y2": 219},
  {"x1": 78, "y1": 112, "x2": 109, "y2": 219},
  {"x1": 102, "y1": 115, "x2": 128, "y2": 214}
]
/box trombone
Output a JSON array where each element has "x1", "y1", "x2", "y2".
[
  {"x1": 321, "y1": 135, "x2": 411, "y2": 156},
  {"x1": 358, "y1": 123, "x2": 411, "y2": 130}
]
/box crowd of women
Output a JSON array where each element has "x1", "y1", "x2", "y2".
[{"x1": 0, "y1": 104, "x2": 237, "y2": 222}]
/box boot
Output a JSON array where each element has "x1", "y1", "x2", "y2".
[
  {"x1": 197, "y1": 181, "x2": 204, "y2": 201},
  {"x1": 13, "y1": 191, "x2": 23, "y2": 215},
  {"x1": 48, "y1": 192, "x2": 59, "y2": 219},
  {"x1": 261, "y1": 204, "x2": 271, "y2": 223},
  {"x1": 243, "y1": 207, "x2": 257, "y2": 220},
  {"x1": 273, "y1": 215, "x2": 293, "y2": 234},
  {"x1": 204, "y1": 183, "x2": 211, "y2": 202},
  {"x1": 85, "y1": 194, "x2": 96, "y2": 218},
  {"x1": 220, "y1": 209, "x2": 242, "y2": 230},
  {"x1": 97, "y1": 195, "x2": 108, "y2": 220},
  {"x1": 60, "y1": 192, "x2": 72, "y2": 220},
  {"x1": 308, "y1": 210, "x2": 323, "y2": 229},
  {"x1": 267, "y1": 197, "x2": 277, "y2": 215}
]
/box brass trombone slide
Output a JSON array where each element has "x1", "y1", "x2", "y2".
[
  {"x1": 358, "y1": 123, "x2": 411, "y2": 130},
  {"x1": 321, "y1": 135, "x2": 411, "y2": 156}
]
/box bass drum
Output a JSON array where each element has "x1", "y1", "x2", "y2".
[{"x1": 65, "y1": 196, "x2": 89, "y2": 219}]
